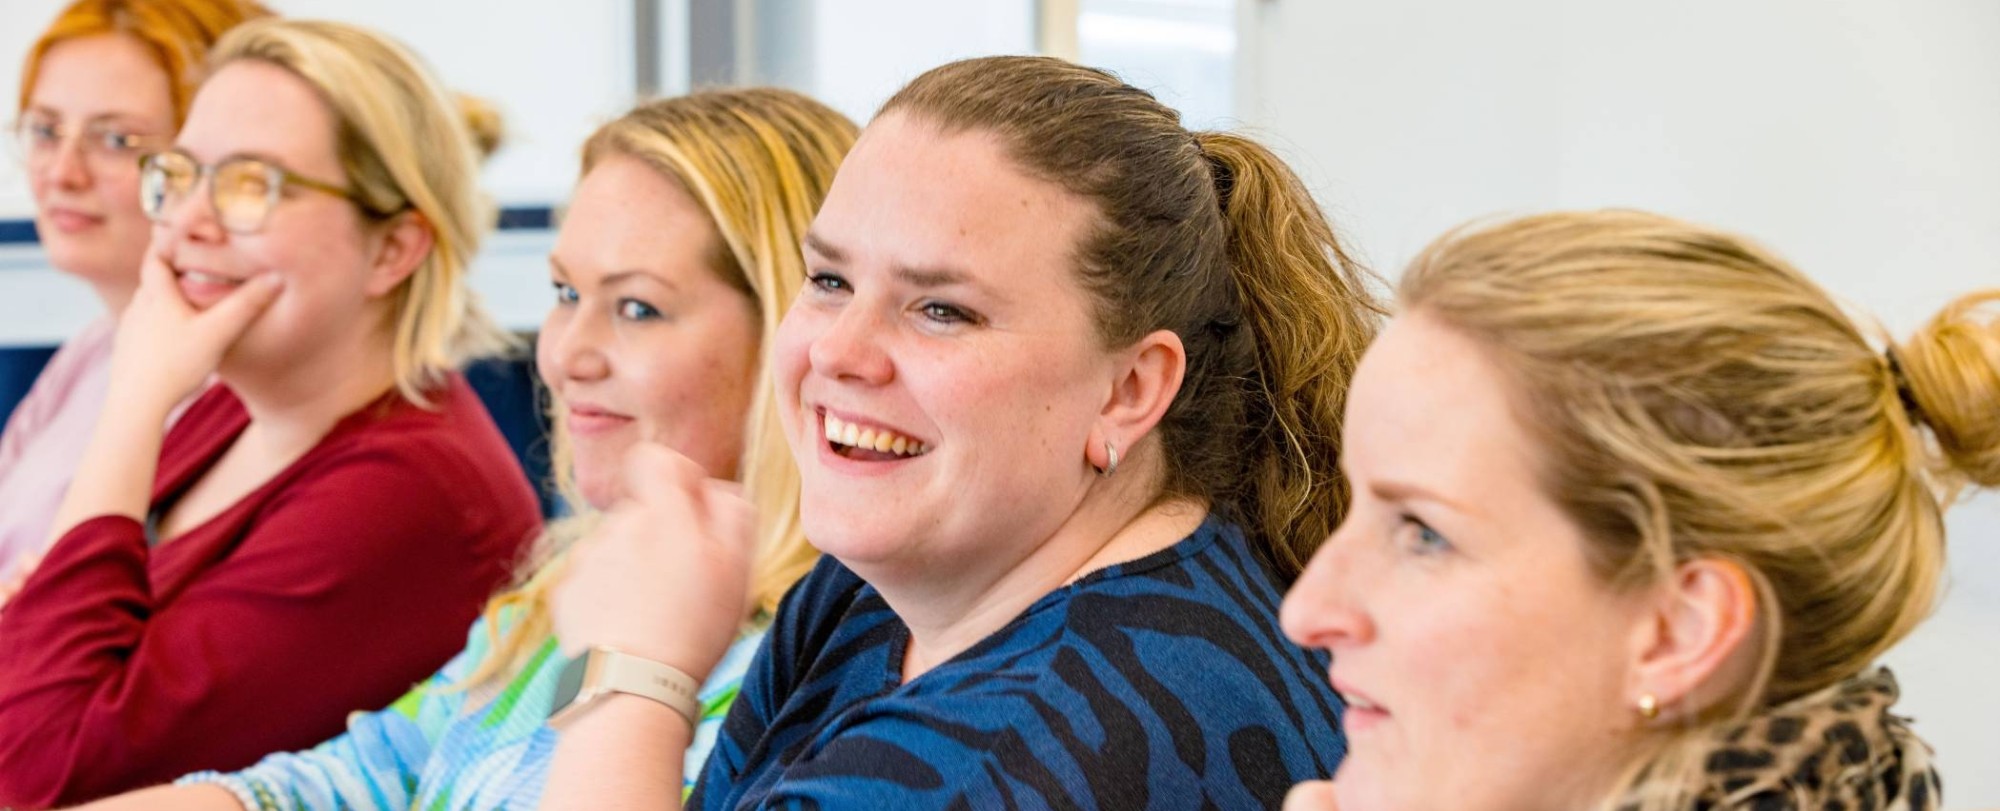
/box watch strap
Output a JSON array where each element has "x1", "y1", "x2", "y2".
[{"x1": 551, "y1": 646, "x2": 702, "y2": 729}]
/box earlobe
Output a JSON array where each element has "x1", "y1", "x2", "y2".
[
  {"x1": 1630, "y1": 556, "x2": 1763, "y2": 723},
  {"x1": 364, "y1": 209, "x2": 435, "y2": 297}
]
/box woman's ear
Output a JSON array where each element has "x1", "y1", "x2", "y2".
[
  {"x1": 1628, "y1": 556, "x2": 1763, "y2": 720},
  {"x1": 364, "y1": 209, "x2": 435, "y2": 297},
  {"x1": 1088, "y1": 328, "x2": 1187, "y2": 471}
]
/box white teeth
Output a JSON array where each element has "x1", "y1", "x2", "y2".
[
  {"x1": 820, "y1": 412, "x2": 928, "y2": 458},
  {"x1": 181, "y1": 270, "x2": 241, "y2": 286}
]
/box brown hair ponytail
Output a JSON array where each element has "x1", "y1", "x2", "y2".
[{"x1": 1195, "y1": 132, "x2": 1383, "y2": 573}]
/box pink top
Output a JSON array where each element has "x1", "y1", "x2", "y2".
[{"x1": 0, "y1": 317, "x2": 116, "y2": 581}]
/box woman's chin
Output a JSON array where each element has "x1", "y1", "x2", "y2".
[
  {"x1": 574, "y1": 472, "x2": 618, "y2": 512},
  {"x1": 43, "y1": 239, "x2": 142, "y2": 289},
  {"x1": 796, "y1": 510, "x2": 907, "y2": 569}
]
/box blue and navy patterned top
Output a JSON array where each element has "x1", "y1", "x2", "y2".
[{"x1": 690, "y1": 515, "x2": 1346, "y2": 810}]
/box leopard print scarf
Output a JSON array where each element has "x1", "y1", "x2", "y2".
[{"x1": 1611, "y1": 668, "x2": 1939, "y2": 810}]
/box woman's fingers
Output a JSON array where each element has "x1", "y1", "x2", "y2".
[
  {"x1": 189, "y1": 273, "x2": 283, "y2": 350},
  {"x1": 550, "y1": 441, "x2": 758, "y2": 677},
  {"x1": 1283, "y1": 780, "x2": 1338, "y2": 811}
]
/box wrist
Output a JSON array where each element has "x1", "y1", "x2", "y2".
[
  {"x1": 549, "y1": 646, "x2": 704, "y2": 731},
  {"x1": 100, "y1": 381, "x2": 181, "y2": 427}
]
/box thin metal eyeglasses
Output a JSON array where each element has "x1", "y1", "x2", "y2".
[
  {"x1": 138, "y1": 148, "x2": 383, "y2": 235},
  {"x1": 12, "y1": 113, "x2": 169, "y2": 170}
]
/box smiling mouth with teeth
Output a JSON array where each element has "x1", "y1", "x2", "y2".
[
  {"x1": 823, "y1": 412, "x2": 929, "y2": 460},
  {"x1": 176, "y1": 268, "x2": 247, "y2": 287}
]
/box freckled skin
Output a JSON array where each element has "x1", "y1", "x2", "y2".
[{"x1": 537, "y1": 154, "x2": 762, "y2": 505}]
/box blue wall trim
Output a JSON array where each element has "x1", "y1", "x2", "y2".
[
  {"x1": 0, "y1": 346, "x2": 58, "y2": 428},
  {"x1": 0, "y1": 219, "x2": 37, "y2": 245},
  {"x1": 0, "y1": 205, "x2": 555, "y2": 246}
]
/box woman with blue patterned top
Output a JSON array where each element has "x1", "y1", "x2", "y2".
[
  {"x1": 540, "y1": 55, "x2": 1382, "y2": 810},
  {"x1": 73, "y1": 86, "x2": 858, "y2": 811}
]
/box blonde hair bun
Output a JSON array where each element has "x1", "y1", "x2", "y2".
[{"x1": 1896, "y1": 289, "x2": 2000, "y2": 489}]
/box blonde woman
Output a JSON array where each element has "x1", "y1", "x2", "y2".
[
  {"x1": 0, "y1": 20, "x2": 540, "y2": 807},
  {"x1": 74, "y1": 88, "x2": 857, "y2": 811},
  {"x1": 1281, "y1": 210, "x2": 1993, "y2": 810}
]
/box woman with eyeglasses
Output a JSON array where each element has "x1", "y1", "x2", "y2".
[
  {"x1": 0, "y1": 18, "x2": 541, "y2": 809},
  {"x1": 0, "y1": 0, "x2": 274, "y2": 608},
  {"x1": 66, "y1": 85, "x2": 855, "y2": 811}
]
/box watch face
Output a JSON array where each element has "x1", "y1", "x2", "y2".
[{"x1": 551, "y1": 651, "x2": 590, "y2": 712}]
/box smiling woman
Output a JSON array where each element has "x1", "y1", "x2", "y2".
[
  {"x1": 0, "y1": 19, "x2": 542, "y2": 808},
  {"x1": 539, "y1": 55, "x2": 1384, "y2": 811},
  {"x1": 0, "y1": 0, "x2": 272, "y2": 614},
  {"x1": 57, "y1": 86, "x2": 857, "y2": 811}
]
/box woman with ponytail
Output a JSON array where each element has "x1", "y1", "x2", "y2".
[
  {"x1": 1281, "y1": 210, "x2": 1989, "y2": 810},
  {"x1": 540, "y1": 55, "x2": 1381, "y2": 809}
]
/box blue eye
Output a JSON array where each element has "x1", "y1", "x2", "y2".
[
  {"x1": 1403, "y1": 517, "x2": 1453, "y2": 556},
  {"x1": 807, "y1": 271, "x2": 850, "y2": 295},
  {"x1": 552, "y1": 281, "x2": 579, "y2": 305},
  {"x1": 617, "y1": 298, "x2": 662, "y2": 321},
  {"x1": 918, "y1": 301, "x2": 975, "y2": 325},
  {"x1": 93, "y1": 127, "x2": 142, "y2": 153}
]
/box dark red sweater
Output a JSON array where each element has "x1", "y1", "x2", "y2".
[{"x1": 0, "y1": 375, "x2": 541, "y2": 808}]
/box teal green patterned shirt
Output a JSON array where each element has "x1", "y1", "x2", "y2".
[{"x1": 180, "y1": 607, "x2": 762, "y2": 810}]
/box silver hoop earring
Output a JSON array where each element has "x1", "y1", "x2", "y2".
[{"x1": 1098, "y1": 440, "x2": 1119, "y2": 478}]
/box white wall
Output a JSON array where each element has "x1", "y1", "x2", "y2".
[
  {"x1": 1240, "y1": 0, "x2": 2000, "y2": 805},
  {"x1": 746, "y1": 0, "x2": 1036, "y2": 123},
  {"x1": 1, "y1": 0, "x2": 636, "y2": 334},
  {"x1": 2, "y1": 0, "x2": 639, "y2": 213}
]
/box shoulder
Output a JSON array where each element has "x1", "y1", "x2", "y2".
[
  {"x1": 296, "y1": 377, "x2": 533, "y2": 504},
  {"x1": 765, "y1": 555, "x2": 882, "y2": 655},
  {"x1": 327, "y1": 375, "x2": 501, "y2": 454},
  {"x1": 1046, "y1": 517, "x2": 1295, "y2": 650},
  {"x1": 38, "y1": 317, "x2": 117, "y2": 380},
  {"x1": 11, "y1": 317, "x2": 114, "y2": 413},
  {"x1": 904, "y1": 516, "x2": 1343, "y2": 753}
]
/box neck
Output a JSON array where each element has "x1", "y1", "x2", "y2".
[
  {"x1": 870, "y1": 459, "x2": 1207, "y2": 681},
  {"x1": 89, "y1": 278, "x2": 138, "y2": 320},
  {"x1": 225, "y1": 324, "x2": 404, "y2": 451}
]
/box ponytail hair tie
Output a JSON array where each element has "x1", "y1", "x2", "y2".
[
  {"x1": 1195, "y1": 135, "x2": 1234, "y2": 214},
  {"x1": 1883, "y1": 347, "x2": 1930, "y2": 428}
]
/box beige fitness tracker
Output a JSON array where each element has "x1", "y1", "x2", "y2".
[{"x1": 548, "y1": 646, "x2": 701, "y2": 729}]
